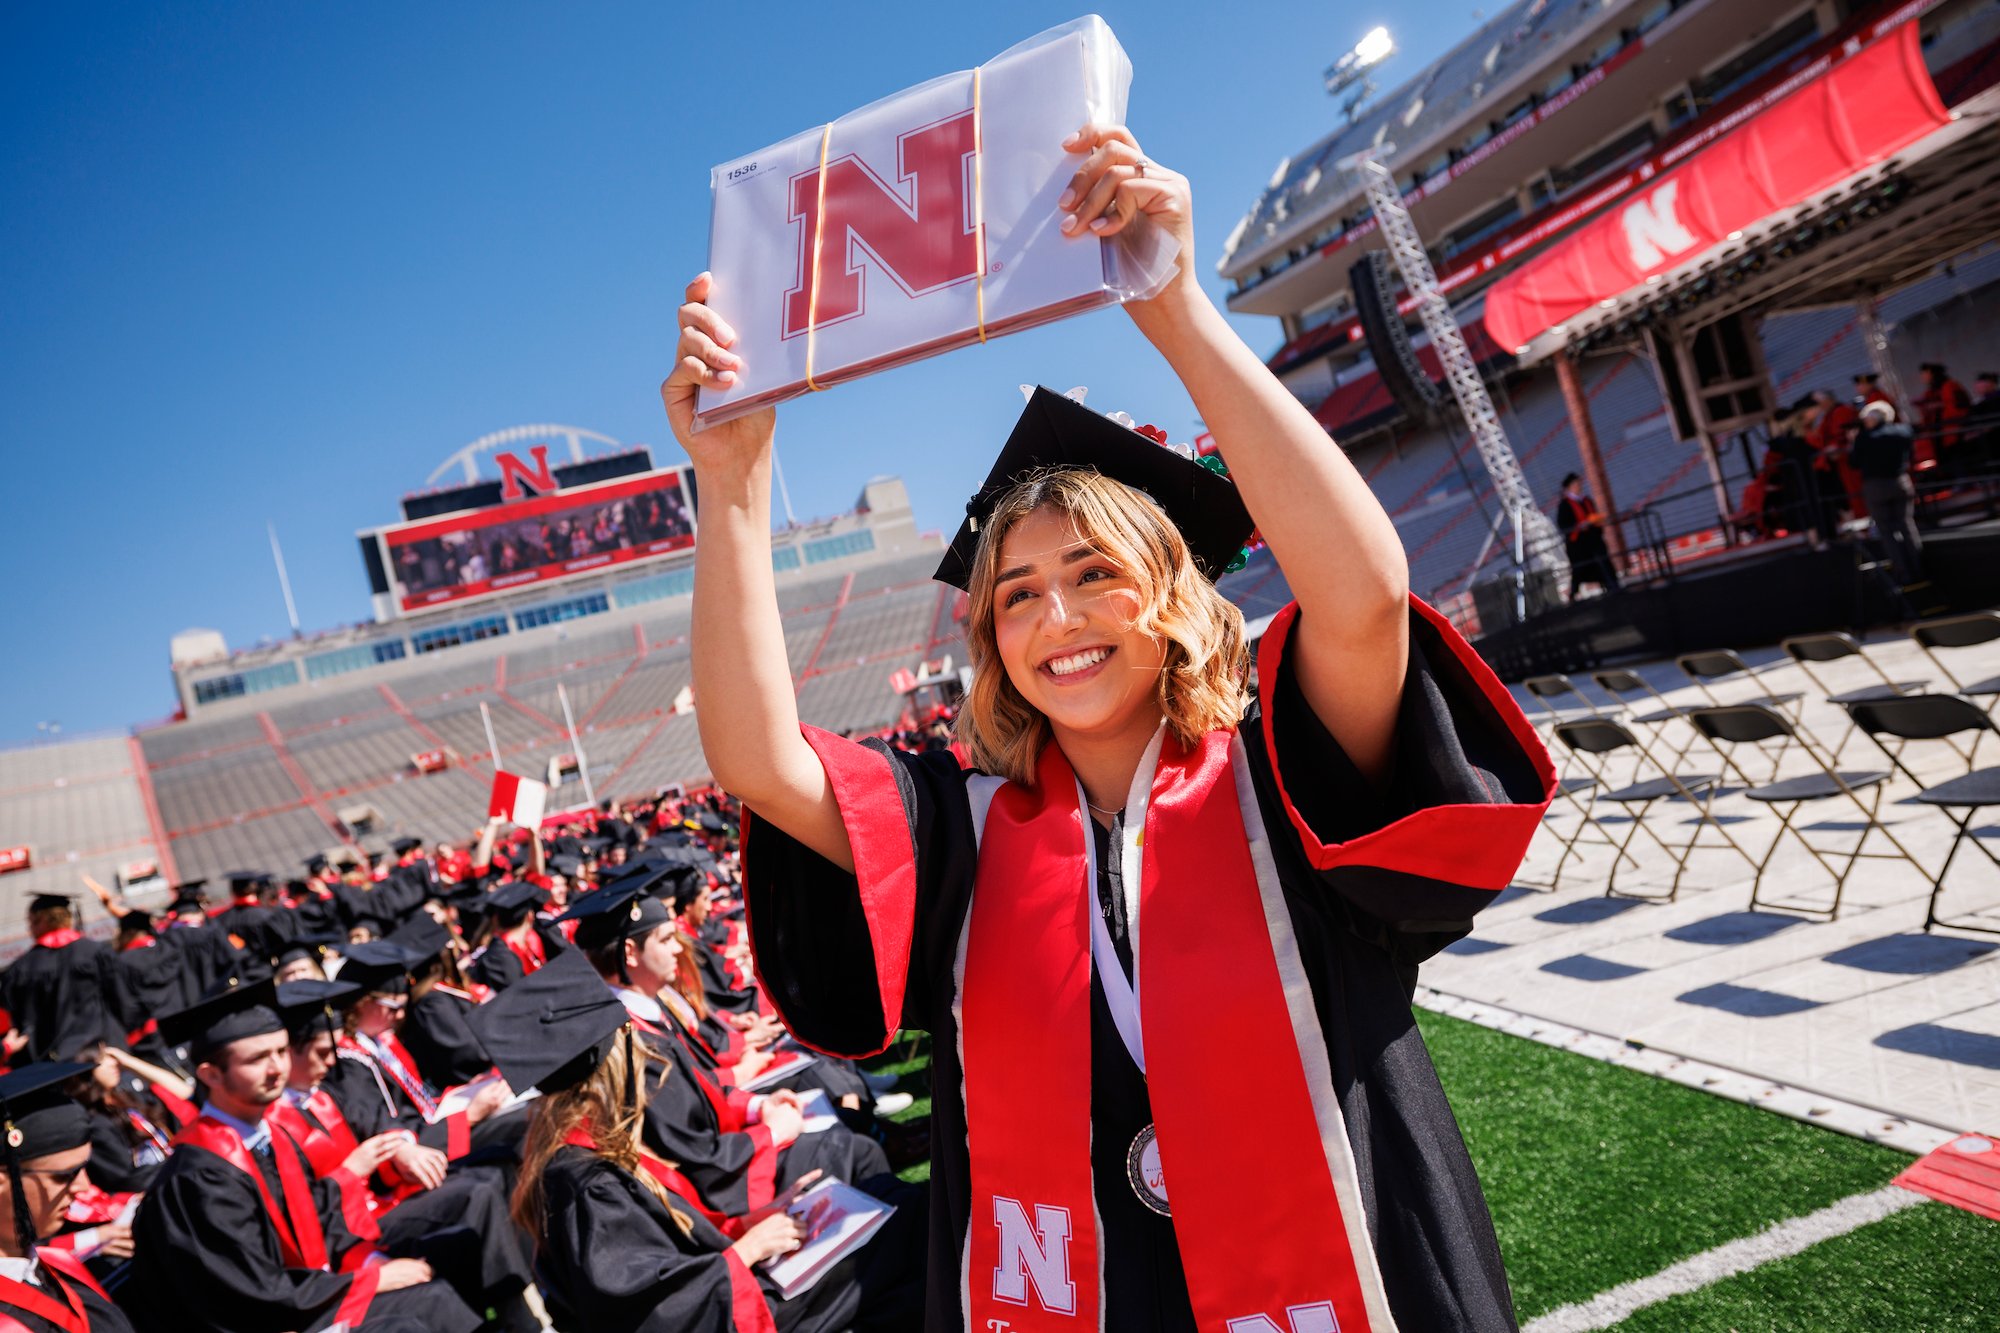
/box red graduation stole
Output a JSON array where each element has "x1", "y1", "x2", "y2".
[
  {"x1": 0, "y1": 1249, "x2": 106, "y2": 1333},
  {"x1": 964, "y1": 732, "x2": 1387, "y2": 1333},
  {"x1": 31, "y1": 931, "x2": 80, "y2": 951},
  {"x1": 171, "y1": 1115, "x2": 380, "y2": 1326},
  {"x1": 503, "y1": 928, "x2": 545, "y2": 975}
]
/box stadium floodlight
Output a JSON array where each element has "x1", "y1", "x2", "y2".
[{"x1": 1325, "y1": 26, "x2": 1395, "y2": 97}]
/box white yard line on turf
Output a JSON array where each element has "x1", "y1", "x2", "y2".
[
  {"x1": 1414, "y1": 985, "x2": 1960, "y2": 1156},
  {"x1": 1520, "y1": 1185, "x2": 1926, "y2": 1332}
]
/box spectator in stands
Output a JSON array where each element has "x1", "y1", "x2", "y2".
[
  {"x1": 1555, "y1": 472, "x2": 1619, "y2": 598},
  {"x1": 0, "y1": 1064, "x2": 136, "y2": 1331},
  {"x1": 1849, "y1": 400, "x2": 1924, "y2": 583},
  {"x1": 665, "y1": 126, "x2": 1551, "y2": 1332}
]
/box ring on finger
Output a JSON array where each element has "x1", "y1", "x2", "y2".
[{"x1": 1134, "y1": 158, "x2": 1151, "y2": 178}]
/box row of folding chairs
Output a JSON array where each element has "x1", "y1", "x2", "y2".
[{"x1": 1542, "y1": 696, "x2": 1999, "y2": 938}]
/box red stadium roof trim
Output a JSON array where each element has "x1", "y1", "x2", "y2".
[{"x1": 1482, "y1": 19, "x2": 1951, "y2": 352}]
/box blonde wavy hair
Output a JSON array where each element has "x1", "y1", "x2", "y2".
[
  {"x1": 511, "y1": 1024, "x2": 694, "y2": 1242},
  {"x1": 957, "y1": 468, "x2": 1249, "y2": 786}
]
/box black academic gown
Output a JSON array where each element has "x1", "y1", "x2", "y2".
[
  {"x1": 399, "y1": 988, "x2": 493, "y2": 1090},
  {"x1": 693, "y1": 942, "x2": 758, "y2": 1016},
  {"x1": 81, "y1": 1103, "x2": 169, "y2": 1195},
  {"x1": 0, "y1": 937, "x2": 123, "y2": 1062},
  {"x1": 156, "y1": 923, "x2": 240, "y2": 1002},
  {"x1": 320, "y1": 1044, "x2": 524, "y2": 1169},
  {"x1": 744, "y1": 602, "x2": 1553, "y2": 1333},
  {"x1": 0, "y1": 1261, "x2": 134, "y2": 1332},
  {"x1": 532, "y1": 1144, "x2": 863, "y2": 1333},
  {"x1": 629, "y1": 1020, "x2": 892, "y2": 1221},
  {"x1": 122, "y1": 1126, "x2": 483, "y2": 1333},
  {"x1": 284, "y1": 1093, "x2": 534, "y2": 1321},
  {"x1": 210, "y1": 904, "x2": 289, "y2": 983},
  {"x1": 107, "y1": 941, "x2": 187, "y2": 1065}
]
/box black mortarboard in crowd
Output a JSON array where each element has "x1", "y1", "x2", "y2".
[
  {"x1": 272, "y1": 928, "x2": 342, "y2": 972},
  {"x1": 390, "y1": 836, "x2": 424, "y2": 856},
  {"x1": 225, "y1": 870, "x2": 268, "y2": 893},
  {"x1": 558, "y1": 875, "x2": 674, "y2": 953},
  {"x1": 275, "y1": 980, "x2": 360, "y2": 1044},
  {"x1": 548, "y1": 853, "x2": 586, "y2": 879},
  {"x1": 933, "y1": 386, "x2": 1255, "y2": 591},
  {"x1": 27, "y1": 894, "x2": 73, "y2": 915},
  {"x1": 168, "y1": 882, "x2": 209, "y2": 915},
  {"x1": 386, "y1": 914, "x2": 451, "y2": 963},
  {"x1": 159, "y1": 978, "x2": 283, "y2": 1063},
  {"x1": 0, "y1": 1062, "x2": 93, "y2": 1248},
  {"x1": 487, "y1": 881, "x2": 549, "y2": 915},
  {"x1": 304, "y1": 854, "x2": 329, "y2": 876},
  {"x1": 336, "y1": 940, "x2": 420, "y2": 995},
  {"x1": 466, "y1": 948, "x2": 629, "y2": 1095}
]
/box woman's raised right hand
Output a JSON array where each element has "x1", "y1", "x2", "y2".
[
  {"x1": 660, "y1": 271, "x2": 776, "y2": 468},
  {"x1": 729, "y1": 1212, "x2": 806, "y2": 1266}
]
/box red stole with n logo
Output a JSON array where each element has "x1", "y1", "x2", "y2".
[{"x1": 962, "y1": 731, "x2": 1392, "y2": 1332}]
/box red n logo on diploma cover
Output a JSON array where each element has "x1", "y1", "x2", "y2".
[
  {"x1": 496, "y1": 446, "x2": 557, "y2": 501},
  {"x1": 782, "y1": 109, "x2": 982, "y2": 338}
]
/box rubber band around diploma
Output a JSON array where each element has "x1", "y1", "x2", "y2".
[
  {"x1": 804, "y1": 122, "x2": 833, "y2": 392},
  {"x1": 972, "y1": 65, "x2": 987, "y2": 343}
]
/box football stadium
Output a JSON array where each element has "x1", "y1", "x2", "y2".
[{"x1": 3, "y1": 0, "x2": 1999, "y2": 1329}]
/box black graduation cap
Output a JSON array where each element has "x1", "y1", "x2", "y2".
[
  {"x1": 27, "y1": 893, "x2": 73, "y2": 915},
  {"x1": 272, "y1": 927, "x2": 342, "y2": 971},
  {"x1": 120, "y1": 907, "x2": 157, "y2": 933},
  {"x1": 274, "y1": 980, "x2": 361, "y2": 1044},
  {"x1": 385, "y1": 914, "x2": 452, "y2": 963},
  {"x1": 487, "y1": 880, "x2": 549, "y2": 915},
  {"x1": 304, "y1": 853, "x2": 329, "y2": 876},
  {"x1": 336, "y1": 940, "x2": 421, "y2": 995},
  {"x1": 390, "y1": 836, "x2": 424, "y2": 856},
  {"x1": 159, "y1": 978, "x2": 283, "y2": 1062},
  {"x1": 225, "y1": 869, "x2": 269, "y2": 892},
  {"x1": 465, "y1": 948, "x2": 629, "y2": 1095},
  {"x1": 547, "y1": 853, "x2": 587, "y2": 879},
  {"x1": 557, "y1": 875, "x2": 675, "y2": 952},
  {"x1": 0, "y1": 1062, "x2": 93, "y2": 1161},
  {"x1": 932, "y1": 386, "x2": 1254, "y2": 591}
]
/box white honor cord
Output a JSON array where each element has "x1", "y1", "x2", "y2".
[{"x1": 1079, "y1": 723, "x2": 1166, "y2": 1076}]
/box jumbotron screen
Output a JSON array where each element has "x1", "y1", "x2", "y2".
[{"x1": 374, "y1": 467, "x2": 695, "y2": 613}]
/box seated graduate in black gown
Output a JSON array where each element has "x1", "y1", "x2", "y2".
[
  {"x1": 121, "y1": 979, "x2": 484, "y2": 1332},
  {"x1": 463, "y1": 883, "x2": 554, "y2": 994},
  {"x1": 0, "y1": 1063, "x2": 135, "y2": 1331},
  {"x1": 666, "y1": 124, "x2": 1556, "y2": 1333},
  {"x1": 62, "y1": 1042, "x2": 189, "y2": 1197},
  {"x1": 316, "y1": 942, "x2": 519, "y2": 1168},
  {"x1": 384, "y1": 917, "x2": 495, "y2": 1090},
  {"x1": 472, "y1": 950, "x2": 918, "y2": 1333},
  {"x1": 272, "y1": 981, "x2": 538, "y2": 1333},
  {"x1": 563, "y1": 874, "x2": 913, "y2": 1227}
]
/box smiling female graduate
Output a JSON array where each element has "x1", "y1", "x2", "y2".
[{"x1": 666, "y1": 123, "x2": 1556, "y2": 1332}]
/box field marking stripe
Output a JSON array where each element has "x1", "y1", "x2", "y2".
[{"x1": 1521, "y1": 1185, "x2": 1927, "y2": 1333}]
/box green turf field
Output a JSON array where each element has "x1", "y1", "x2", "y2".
[{"x1": 867, "y1": 1010, "x2": 2000, "y2": 1329}]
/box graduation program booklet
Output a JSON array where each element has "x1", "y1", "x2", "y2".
[
  {"x1": 763, "y1": 1179, "x2": 898, "y2": 1299},
  {"x1": 695, "y1": 15, "x2": 1179, "y2": 428},
  {"x1": 738, "y1": 1047, "x2": 819, "y2": 1093},
  {"x1": 793, "y1": 1088, "x2": 842, "y2": 1134},
  {"x1": 429, "y1": 1070, "x2": 540, "y2": 1124}
]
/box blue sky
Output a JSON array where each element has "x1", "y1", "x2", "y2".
[{"x1": 1, "y1": 1, "x2": 1479, "y2": 744}]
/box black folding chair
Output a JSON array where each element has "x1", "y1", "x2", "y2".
[
  {"x1": 1844, "y1": 694, "x2": 2000, "y2": 937},
  {"x1": 1551, "y1": 718, "x2": 1753, "y2": 902},
  {"x1": 1591, "y1": 668, "x2": 1698, "y2": 767},
  {"x1": 1676, "y1": 649, "x2": 1811, "y2": 779},
  {"x1": 1844, "y1": 693, "x2": 1994, "y2": 788},
  {"x1": 1779, "y1": 632, "x2": 1927, "y2": 762},
  {"x1": 1529, "y1": 774, "x2": 1645, "y2": 892},
  {"x1": 1686, "y1": 704, "x2": 1926, "y2": 921},
  {"x1": 1523, "y1": 674, "x2": 1637, "y2": 789},
  {"x1": 1909, "y1": 611, "x2": 2000, "y2": 712}
]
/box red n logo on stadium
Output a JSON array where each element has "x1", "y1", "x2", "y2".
[
  {"x1": 496, "y1": 446, "x2": 557, "y2": 502},
  {"x1": 782, "y1": 110, "x2": 982, "y2": 338}
]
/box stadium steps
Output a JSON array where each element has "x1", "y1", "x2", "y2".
[
  {"x1": 411, "y1": 697, "x2": 550, "y2": 762},
  {"x1": 0, "y1": 736, "x2": 134, "y2": 788},
  {"x1": 152, "y1": 747, "x2": 306, "y2": 835},
  {"x1": 169, "y1": 806, "x2": 346, "y2": 885},
  {"x1": 139, "y1": 715, "x2": 267, "y2": 767},
  {"x1": 808, "y1": 585, "x2": 939, "y2": 675},
  {"x1": 843, "y1": 551, "x2": 944, "y2": 597},
  {"x1": 260, "y1": 689, "x2": 392, "y2": 735},
  {"x1": 287, "y1": 713, "x2": 441, "y2": 793}
]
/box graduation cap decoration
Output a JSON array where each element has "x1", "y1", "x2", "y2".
[
  {"x1": 0, "y1": 1062, "x2": 94, "y2": 1248},
  {"x1": 335, "y1": 940, "x2": 422, "y2": 995},
  {"x1": 557, "y1": 874, "x2": 675, "y2": 954},
  {"x1": 274, "y1": 980, "x2": 361, "y2": 1044},
  {"x1": 933, "y1": 386, "x2": 1255, "y2": 591},
  {"x1": 465, "y1": 948, "x2": 630, "y2": 1095},
  {"x1": 159, "y1": 977, "x2": 283, "y2": 1063}
]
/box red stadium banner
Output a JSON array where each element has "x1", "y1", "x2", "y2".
[
  {"x1": 411, "y1": 749, "x2": 449, "y2": 774},
  {"x1": 1482, "y1": 20, "x2": 1949, "y2": 352},
  {"x1": 377, "y1": 467, "x2": 696, "y2": 614},
  {"x1": 0, "y1": 846, "x2": 29, "y2": 874}
]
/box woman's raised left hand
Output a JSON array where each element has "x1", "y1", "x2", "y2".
[{"x1": 1057, "y1": 123, "x2": 1198, "y2": 305}]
